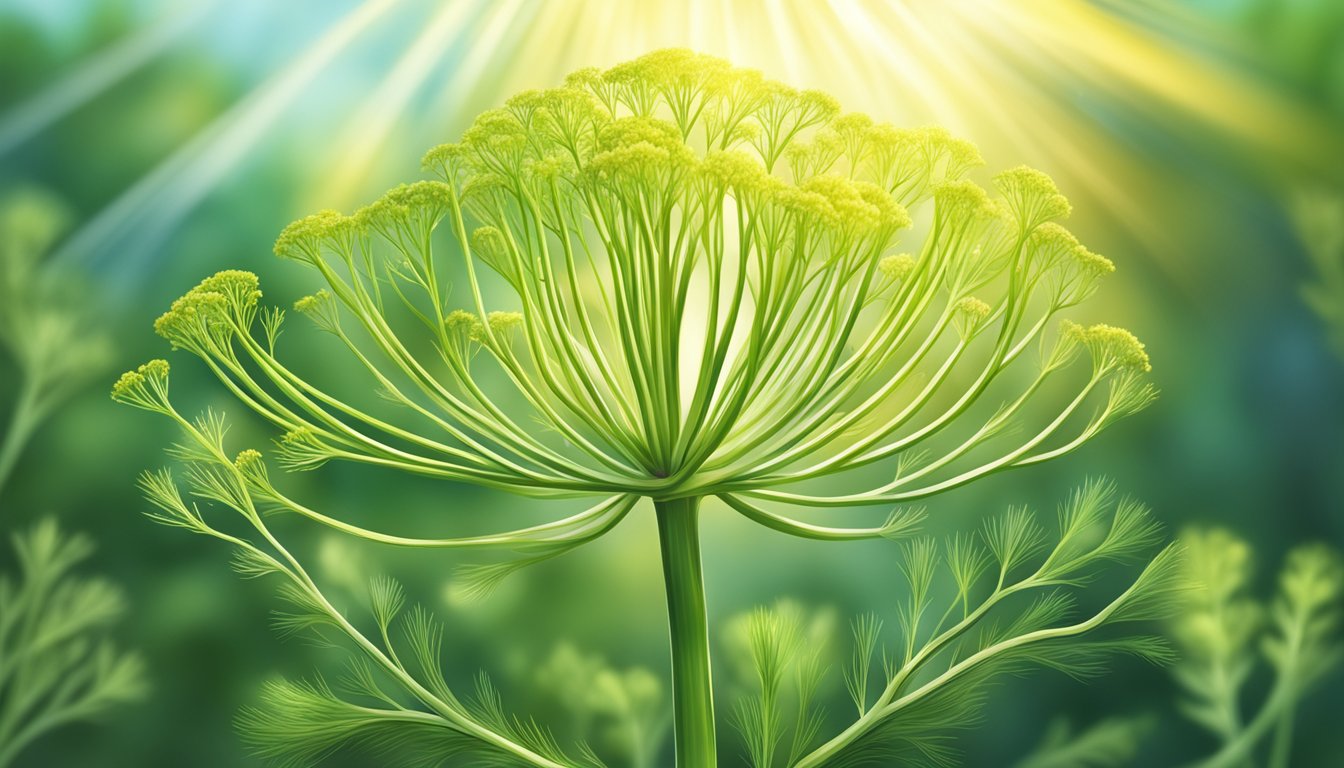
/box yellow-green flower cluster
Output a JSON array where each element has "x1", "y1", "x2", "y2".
[
  {"x1": 952, "y1": 296, "x2": 993, "y2": 340},
  {"x1": 112, "y1": 50, "x2": 1168, "y2": 768},
  {"x1": 110, "y1": 359, "x2": 171, "y2": 412},
  {"x1": 1065, "y1": 321, "x2": 1152, "y2": 373},
  {"x1": 119, "y1": 47, "x2": 1156, "y2": 514},
  {"x1": 273, "y1": 209, "x2": 353, "y2": 263},
  {"x1": 994, "y1": 166, "x2": 1073, "y2": 231},
  {"x1": 153, "y1": 270, "x2": 261, "y2": 354}
]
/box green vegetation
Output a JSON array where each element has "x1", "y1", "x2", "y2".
[
  {"x1": 0, "y1": 188, "x2": 142, "y2": 767},
  {"x1": 1013, "y1": 716, "x2": 1154, "y2": 768},
  {"x1": 0, "y1": 519, "x2": 145, "y2": 767},
  {"x1": 0, "y1": 188, "x2": 111, "y2": 491},
  {"x1": 729, "y1": 482, "x2": 1178, "y2": 767},
  {"x1": 1174, "y1": 528, "x2": 1343, "y2": 768},
  {"x1": 1292, "y1": 191, "x2": 1344, "y2": 358},
  {"x1": 116, "y1": 49, "x2": 1174, "y2": 766}
]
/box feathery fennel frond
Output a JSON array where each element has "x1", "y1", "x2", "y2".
[
  {"x1": 1173, "y1": 528, "x2": 1344, "y2": 768},
  {"x1": 843, "y1": 613, "x2": 883, "y2": 716},
  {"x1": 1291, "y1": 189, "x2": 1344, "y2": 358},
  {"x1": 116, "y1": 48, "x2": 1163, "y2": 767},
  {"x1": 0, "y1": 187, "x2": 112, "y2": 495},
  {"x1": 467, "y1": 673, "x2": 581, "y2": 766},
  {"x1": 533, "y1": 642, "x2": 667, "y2": 768},
  {"x1": 0, "y1": 191, "x2": 142, "y2": 767},
  {"x1": 238, "y1": 676, "x2": 534, "y2": 768},
  {"x1": 726, "y1": 601, "x2": 834, "y2": 768},
  {"x1": 0, "y1": 520, "x2": 146, "y2": 768},
  {"x1": 788, "y1": 484, "x2": 1177, "y2": 768},
  {"x1": 734, "y1": 604, "x2": 802, "y2": 767},
  {"x1": 133, "y1": 441, "x2": 600, "y2": 768}
]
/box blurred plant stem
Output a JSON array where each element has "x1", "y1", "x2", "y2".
[
  {"x1": 0, "y1": 520, "x2": 145, "y2": 768},
  {"x1": 0, "y1": 377, "x2": 40, "y2": 497},
  {"x1": 655, "y1": 496, "x2": 715, "y2": 768},
  {"x1": 0, "y1": 188, "x2": 139, "y2": 766},
  {"x1": 1174, "y1": 530, "x2": 1343, "y2": 768},
  {"x1": 0, "y1": 187, "x2": 111, "y2": 506},
  {"x1": 1291, "y1": 190, "x2": 1344, "y2": 359}
]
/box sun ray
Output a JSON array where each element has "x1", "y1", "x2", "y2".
[
  {"x1": 0, "y1": 2, "x2": 214, "y2": 156},
  {"x1": 422, "y1": 0, "x2": 532, "y2": 120},
  {"x1": 312, "y1": 0, "x2": 485, "y2": 208},
  {"x1": 959, "y1": 0, "x2": 1340, "y2": 174},
  {"x1": 27, "y1": 0, "x2": 1334, "y2": 297},
  {"x1": 54, "y1": 0, "x2": 403, "y2": 275}
]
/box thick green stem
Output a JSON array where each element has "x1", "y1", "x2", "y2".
[{"x1": 655, "y1": 496, "x2": 715, "y2": 768}]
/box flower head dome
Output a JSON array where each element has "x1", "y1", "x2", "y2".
[{"x1": 122, "y1": 46, "x2": 1153, "y2": 523}]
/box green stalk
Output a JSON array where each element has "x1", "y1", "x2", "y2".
[
  {"x1": 655, "y1": 496, "x2": 715, "y2": 768},
  {"x1": 0, "y1": 378, "x2": 42, "y2": 500}
]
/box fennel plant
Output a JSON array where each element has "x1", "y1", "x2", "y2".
[
  {"x1": 0, "y1": 188, "x2": 111, "y2": 492},
  {"x1": 1172, "y1": 528, "x2": 1343, "y2": 768},
  {"x1": 115, "y1": 50, "x2": 1170, "y2": 766},
  {"x1": 0, "y1": 520, "x2": 145, "y2": 767},
  {"x1": 1001, "y1": 527, "x2": 1344, "y2": 768},
  {"x1": 720, "y1": 480, "x2": 1180, "y2": 767},
  {"x1": 0, "y1": 188, "x2": 143, "y2": 767}
]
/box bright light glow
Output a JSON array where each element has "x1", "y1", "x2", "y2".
[
  {"x1": 51, "y1": 0, "x2": 403, "y2": 270},
  {"x1": 316, "y1": 0, "x2": 482, "y2": 206},
  {"x1": 0, "y1": 3, "x2": 212, "y2": 156},
  {"x1": 18, "y1": 0, "x2": 1334, "y2": 284}
]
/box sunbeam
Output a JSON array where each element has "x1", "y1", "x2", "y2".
[
  {"x1": 0, "y1": 2, "x2": 213, "y2": 156},
  {"x1": 52, "y1": 0, "x2": 403, "y2": 274},
  {"x1": 17, "y1": 0, "x2": 1336, "y2": 297},
  {"x1": 314, "y1": 0, "x2": 485, "y2": 208}
]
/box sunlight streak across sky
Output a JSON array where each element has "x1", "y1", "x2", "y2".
[
  {"x1": 9, "y1": 0, "x2": 1335, "y2": 297},
  {"x1": 50, "y1": 0, "x2": 402, "y2": 272},
  {"x1": 316, "y1": 0, "x2": 483, "y2": 207},
  {"x1": 0, "y1": 2, "x2": 213, "y2": 156}
]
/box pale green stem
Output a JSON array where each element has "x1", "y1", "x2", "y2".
[
  {"x1": 171, "y1": 412, "x2": 567, "y2": 768},
  {"x1": 1267, "y1": 626, "x2": 1305, "y2": 768},
  {"x1": 655, "y1": 495, "x2": 716, "y2": 768},
  {"x1": 795, "y1": 549, "x2": 1162, "y2": 768},
  {"x1": 1186, "y1": 674, "x2": 1298, "y2": 768}
]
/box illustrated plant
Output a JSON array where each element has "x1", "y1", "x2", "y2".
[
  {"x1": 532, "y1": 642, "x2": 668, "y2": 768},
  {"x1": 721, "y1": 481, "x2": 1180, "y2": 767},
  {"x1": 0, "y1": 188, "x2": 142, "y2": 767},
  {"x1": 0, "y1": 519, "x2": 145, "y2": 767},
  {"x1": 993, "y1": 527, "x2": 1344, "y2": 768},
  {"x1": 0, "y1": 188, "x2": 111, "y2": 491},
  {"x1": 1171, "y1": 528, "x2": 1343, "y2": 768},
  {"x1": 114, "y1": 49, "x2": 1169, "y2": 766},
  {"x1": 1012, "y1": 715, "x2": 1154, "y2": 768}
]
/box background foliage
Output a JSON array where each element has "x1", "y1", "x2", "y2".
[{"x1": 0, "y1": 1, "x2": 1340, "y2": 766}]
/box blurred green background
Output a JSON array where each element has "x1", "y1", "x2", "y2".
[{"x1": 1, "y1": 0, "x2": 1341, "y2": 766}]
